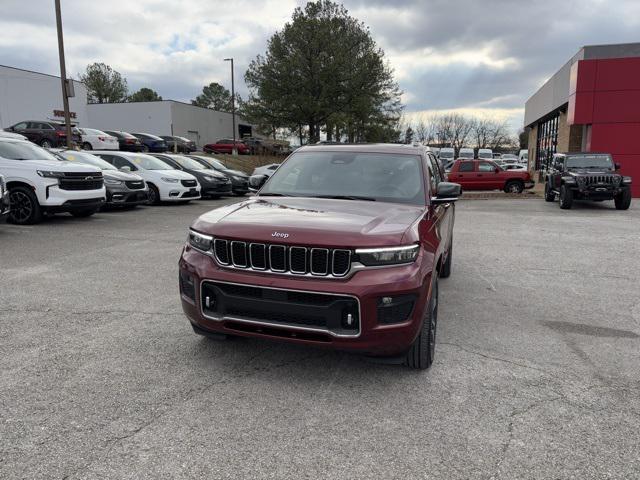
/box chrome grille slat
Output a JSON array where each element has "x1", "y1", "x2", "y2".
[
  {"x1": 289, "y1": 246, "x2": 307, "y2": 274},
  {"x1": 310, "y1": 248, "x2": 329, "y2": 276},
  {"x1": 211, "y1": 239, "x2": 351, "y2": 278},
  {"x1": 230, "y1": 241, "x2": 248, "y2": 267}
]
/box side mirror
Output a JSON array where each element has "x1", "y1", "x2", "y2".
[
  {"x1": 120, "y1": 166, "x2": 132, "y2": 172},
  {"x1": 431, "y1": 182, "x2": 461, "y2": 205},
  {"x1": 249, "y1": 174, "x2": 268, "y2": 190},
  {"x1": 614, "y1": 163, "x2": 621, "y2": 170}
]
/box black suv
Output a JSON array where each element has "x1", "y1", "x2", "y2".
[
  {"x1": 544, "y1": 152, "x2": 632, "y2": 210},
  {"x1": 4, "y1": 121, "x2": 81, "y2": 148}
]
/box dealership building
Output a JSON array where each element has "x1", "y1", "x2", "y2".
[
  {"x1": 524, "y1": 42, "x2": 640, "y2": 197},
  {"x1": 0, "y1": 64, "x2": 254, "y2": 148}
]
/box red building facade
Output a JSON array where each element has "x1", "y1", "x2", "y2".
[{"x1": 525, "y1": 43, "x2": 640, "y2": 197}]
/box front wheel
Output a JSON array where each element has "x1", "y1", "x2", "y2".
[
  {"x1": 504, "y1": 181, "x2": 524, "y2": 194},
  {"x1": 559, "y1": 184, "x2": 573, "y2": 209},
  {"x1": 82, "y1": 142, "x2": 93, "y2": 150},
  {"x1": 614, "y1": 189, "x2": 632, "y2": 210},
  {"x1": 544, "y1": 183, "x2": 555, "y2": 202},
  {"x1": 405, "y1": 276, "x2": 438, "y2": 370},
  {"x1": 40, "y1": 139, "x2": 53, "y2": 149},
  {"x1": 147, "y1": 184, "x2": 160, "y2": 205},
  {"x1": 8, "y1": 187, "x2": 42, "y2": 225},
  {"x1": 141, "y1": 145, "x2": 149, "y2": 153}
]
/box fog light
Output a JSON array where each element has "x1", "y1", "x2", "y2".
[{"x1": 382, "y1": 296, "x2": 393, "y2": 305}]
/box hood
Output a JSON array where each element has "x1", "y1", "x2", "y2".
[
  {"x1": 150, "y1": 169, "x2": 196, "y2": 180},
  {"x1": 22, "y1": 159, "x2": 100, "y2": 174},
  {"x1": 223, "y1": 169, "x2": 248, "y2": 178},
  {"x1": 191, "y1": 197, "x2": 425, "y2": 248},
  {"x1": 566, "y1": 168, "x2": 615, "y2": 175},
  {"x1": 187, "y1": 169, "x2": 226, "y2": 180},
  {"x1": 103, "y1": 170, "x2": 143, "y2": 181}
]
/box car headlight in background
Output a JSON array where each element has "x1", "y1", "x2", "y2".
[
  {"x1": 232, "y1": 176, "x2": 245, "y2": 181},
  {"x1": 188, "y1": 229, "x2": 213, "y2": 252},
  {"x1": 202, "y1": 175, "x2": 219, "y2": 182},
  {"x1": 161, "y1": 177, "x2": 179, "y2": 183},
  {"x1": 104, "y1": 178, "x2": 123, "y2": 185},
  {"x1": 37, "y1": 170, "x2": 65, "y2": 178},
  {"x1": 356, "y1": 244, "x2": 420, "y2": 266}
]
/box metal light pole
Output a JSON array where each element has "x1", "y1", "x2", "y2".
[
  {"x1": 55, "y1": 0, "x2": 73, "y2": 149},
  {"x1": 224, "y1": 58, "x2": 237, "y2": 155}
]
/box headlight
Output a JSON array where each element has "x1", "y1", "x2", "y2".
[
  {"x1": 161, "y1": 177, "x2": 179, "y2": 183},
  {"x1": 188, "y1": 229, "x2": 213, "y2": 252},
  {"x1": 104, "y1": 178, "x2": 123, "y2": 185},
  {"x1": 356, "y1": 244, "x2": 419, "y2": 266},
  {"x1": 562, "y1": 176, "x2": 576, "y2": 184},
  {"x1": 233, "y1": 176, "x2": 245, "y2": 181},
  {"x1": 611, "y1": 175, "x2": 622, "y2": 186},
  {"x1": 623, "y1": 176, "x2": 632, "y2": 184},
  {"x1": 202, "y1": 175, "x2": 218, "y2": 182},
  {"x1": 37, "y1": 170, "x2": 65, "y2": 178}
]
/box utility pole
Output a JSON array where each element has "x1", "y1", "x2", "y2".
[
  {"x1": 224, "y1": 58, "x2": 236, "y2": 155},
  {"x1": 55, "y1": 0, "x2": 73, "y2": 149}
]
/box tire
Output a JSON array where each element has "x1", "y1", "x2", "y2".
[
  {"x1": 544, "y1": 182, "x2": 555, "y2": 202},
  {"x1": 233, "y1": 192, "x2": 246, "y2": 197},
  {"x1": 147, "y1": 184, "x2": 160, "y2": 205},
  {"x1": 141, "y1": 145, "x2": 149, "y2": 153},
  {"x1": 440, "y1": 242, "x2": 452, "y2": 279},
  {"x1": 405, "y1": 276, "x2": 438, "y2": 370},
  {"x1": 614, "y1": 189, "x2": 632, "y2": 210},
  {"x1": 8, "y1": 186, "x2": 42, "y2": 225},
  {"x1": 70, "y1": 207, "x2": 98, "y2": 218},
  {"x1": 504, "y1": 180, "x2": 524, "y2": 194},
  {"x1": 40, "y1": 139, "x2": 53, "y2": 149},
  {"x1": 82, "y1": 142, "x2": 93, "y2": 150},
  {"x1": 559, "y1": 184, "x2": 573, "y2": 209}
]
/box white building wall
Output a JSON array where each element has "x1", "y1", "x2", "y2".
[
  {"x1": 86, "y1": 101, "x2": 172, "y2": 136},
  {"x1": 0, "y1": 65, "x2": 89, "y2": 129},
  {"x1": 87, "y1": 100, "x2": 255, "y2": 147}
]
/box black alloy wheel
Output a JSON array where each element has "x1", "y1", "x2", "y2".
[{"x1": 8, "y1": 187, "x2": 42, "y2": 225}]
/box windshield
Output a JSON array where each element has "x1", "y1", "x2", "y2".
[
  {"x1": 193, "y1": 156, "x2": 226, "y2": 170},
  {"x1": 57, "y1": 151, "x2": 116, "y2": 170},
  {"x1": 566, "y1": 154, "x2": 613, "y2": 169},
  {"x1": 171, "y1": 155, "x2": 208, "y2": 170},
  {"x1": 439, "y1": 150, "x2": 454, "y2": 159},
  {"x1": 0, "y1": 141, "x2": 58, "y2": 161},
  {"x1": 130, "y1": 154, "x2": 176, "y2": 170},
  {"x1": 260, "y1": 151, "x2": 425, "y2": 205},
  {"x1": 458, "y1": 150, "x2": 474, "y2": 159},
  {"x1": 478, "y1": 151, "x2": 492, "y2": 159}
]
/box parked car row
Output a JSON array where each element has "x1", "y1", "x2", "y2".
[
  {"x1": 0, "y1": 136, "x2": 250, "y2": 225},
  {"x1": 3, "y1": 120, "x2": 202, "y2": 154}
]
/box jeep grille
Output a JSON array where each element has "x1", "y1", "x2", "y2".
[{"x1": 212, "y1": 239, "x2": 351, "y2": 277}]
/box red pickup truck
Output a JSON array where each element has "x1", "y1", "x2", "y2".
[{"x1": 447, "y1": 159, "x2": 534, "y2": 193}]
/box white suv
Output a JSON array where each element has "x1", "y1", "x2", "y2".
[
  {"x1": 0, "y1": 138, "x2": 106, "y2": 224},
  {"x1": 93, "y1": 151, "x2": 200, "y2": 204}
]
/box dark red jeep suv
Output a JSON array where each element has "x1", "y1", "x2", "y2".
[{"x1": 179, "y1": 144, "x2": 460, "y2": 369}]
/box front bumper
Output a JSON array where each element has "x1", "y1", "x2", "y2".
[
  {"x1": 201, "y1": 181, "x2": 233, "y2": 196},
  {"x1": 159, "y1": 184, "x2": 201, "y2": 201},
  {"x1": 106, "y1": 186, "x2": 149, "y2": 205},
  {"x1": 39, "y1": 184, "x2": 107, "y2": 208},
  {"x1": 231, "y1": 178, "x2": 250, "y2": 194},
  {"x1": 179, "y1": 247, "x2": 433, "y2": 356}
]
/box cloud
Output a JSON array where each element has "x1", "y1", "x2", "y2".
[{"x1": 1, "y1": 0, "x2": 640, "y2": 133}]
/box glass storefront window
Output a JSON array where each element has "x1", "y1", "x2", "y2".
[{"x1": 535, "y1": 113, "x2": 559, "y2": 171}]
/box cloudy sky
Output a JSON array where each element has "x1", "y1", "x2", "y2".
[{"x1": 2, "y1": 0, "x2": 639, "y2": 132}]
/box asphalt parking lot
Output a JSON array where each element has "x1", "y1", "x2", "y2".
[{"x1": 1, "y1": 197, "x2": 639, "y2": 479}]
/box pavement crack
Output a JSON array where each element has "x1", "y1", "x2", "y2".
[{"x1": 439, "y1": 341, "x2": 552, "y2": 376}]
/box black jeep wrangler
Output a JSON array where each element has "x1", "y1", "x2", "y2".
[{"x1": 544, "y1": 153, "x2": 632, "y2": 210}]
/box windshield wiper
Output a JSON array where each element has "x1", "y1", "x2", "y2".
[{"x1": 312, "y1": 195, "x2": 376, "y2": 201}]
